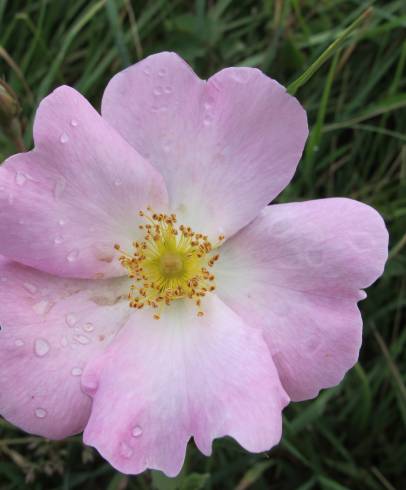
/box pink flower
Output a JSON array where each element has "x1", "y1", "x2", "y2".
[{"x1": 0, "y1": 52, "x2": 388, "y2": 476}]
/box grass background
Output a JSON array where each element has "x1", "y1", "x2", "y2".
[{"x1": 0, "y1": 0, "x2": 405, "y2": 488}]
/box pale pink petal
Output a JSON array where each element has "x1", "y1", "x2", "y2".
[
  {"x1": 102, "y1": 52, "x2": 308, "y2": 239},
  {"x1": 82, "y1": 295, "x2": 288, "y2": 476},
  {"x1": 215, "y1": 198, "x2": 388, "y2": 401},
  {"x1": 0, "y1": 86, "x2": 167, "y2": 278},
  {"x1": 0, "y1": 255, "x2": 131, "y2": 438}
]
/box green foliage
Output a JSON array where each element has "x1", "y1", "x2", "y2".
[{"x1": 0, "y1": 0, "x2": 405, "y2": 488}]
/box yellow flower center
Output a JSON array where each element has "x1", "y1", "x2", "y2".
[{"x1": 115, "y1": 208, "x2": 223, "y2": 319}]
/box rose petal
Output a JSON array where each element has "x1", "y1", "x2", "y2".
[
  {"x1": 215, "y1": 198, "x2": 388, "y2": 401},
  {"x1": 102, "y1": 52, "x2": 308, "y2": 240},
  {"x1": 82, "y1": 295, "x2": 288, "y2": 476},
  {"x1": 0, "y1": 255, "x2": 131, "y2": 438},
  {"x1": 0, "y1": 86, "x2": 167, "y2": 278}
]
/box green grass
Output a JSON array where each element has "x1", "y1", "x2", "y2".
[{"x1": 0, "y1": 0, "x2": 405, "y2": 489}]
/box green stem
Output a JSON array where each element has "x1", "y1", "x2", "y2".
[{"x1": 287, "y1": 7, "x2": 373, "y2": 95}]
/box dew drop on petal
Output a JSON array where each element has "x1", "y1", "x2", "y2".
[
  {"x1": 34, "y1": 338, "x2": 50, "y2": 357},
  {"x1": 58, "y1": 219, "x2": 66, "y2": 226},
  {"x1": 203, "y1": 115, "x2": 212, "y2": 126},
  {"x1": 119, "y1": 442, "x2": 133, "y2": 459},
  {"x1": 60, "y1": 132, "x2": 69, "y2": 143},
  {"x1": 132, "y1": 425, "x2": 143, "y2": 437},
  {"x1": 82, "y1": 377, "x2": 98, "y2": 394},
  {"x1": 15, "y1": 339, "x2": 24, "y2": 347},
  {"x1": 70, "y1": 119, "x2": 78, "y2": 127},
  {"x1": 71, "y1": 367, "x2": 83, "y2": 376},
  {"x1": 54, "y1": 235, "x2": 64, "y2": 245},
  {"x1": 153, "y1": 86, "x2": 162, "y2": 96},
  {"x1": 74, "y1": 334, "x2": 90, "y2": 345},
  {"x1": 32, "y1": 300, "x2": 52, "y2": 315},
  {"x1": 203, "y1": 97, "x2": 214, "y2": 111},
  {"x1": 305, "y1": 334, "x2": 322, "y2": 353},
  {"x1": 65, "y1": 313, "x2": 77, "y2": 327},
  {"x1": 35, "y1": 408, "x2": 47, "y2": 419},
  {"x1": 54, "y1": 177, "x2": 66, "y2": 200},
  {"x1": 351, "y1": 232, "x2": 373, "y2": 251},
  {"x1": 60, "y1": 336, "x2": 68, "y2": 347},
  {"x1": 164, "y1": 86, "x2": 172, "y2": 94},
  {"x1": 83, "y1": 322, "x2": 94, "y2": 332},
  {"x1": 158, "y1": 68, "x2": 167, "y2": 77},
  {"x1": 15, "y1": 171, "x2": 27, "y2": 186},
  {"x1": 66, "y1": 249, "x2": 79, "y2": 262},
  {"x1": 23, "y1": 282, "x2": 38, "y2": 294},
  {"x1": 114, "y1": 179, "x2": 122, "y2": 187}
]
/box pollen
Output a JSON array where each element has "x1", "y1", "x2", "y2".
[{"x1": 115, "y1": 208, "x2": 223, "y2": 318}]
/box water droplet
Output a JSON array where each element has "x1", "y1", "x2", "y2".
[
  {"x1": 352, "y1": 232, "x2": 373, "y2": 251},
  {"x1": 231, "y1": 70, "x2": 250, "y2": 83},
  {"x1": 204, "y1": 97, "x2": 214, "y2": 111},
  {"x1": 158, "y1": 68, "x2": 167, "y2": 77},
  {"x1": 153, "y1": 86, "x2": 162, "y2": 96},
  {"x1": 74, "y1": 334, "x2": 90, "y2": 345},
  {"x1": 143, "y1": 65, "x2": 151, "y2": 76},
  {"x1": 82, "y1": 377, "x2": 98, "y2": 393},
  {"x1": 203, "y1": 115, "x2": 212, "y2": 126},
  {"x1": 19, "y1": 219, "x2": 25, "y2": 225},
  {"x1": 71, "y1": 367, "x2": 83, "y2": 376},
  {"x1": 305, "y1": 335, "x2": 321, "y2": 353},
  {"x1": 15, "y1": 171, "x2": 27, "y2": 186},
  {"x1": 23, "y1": 282, "x2": 37, "y2": 294},
  {"x1": 119, "y1": 442, "x2": 133, "y2": 458},
  {"x1": 53, "y1": 177, "x2": 66, "y2": 200},
  {"x1": 164, "y1": 86, "x2": 172, "y2": 94},
  {"x1": 60, "y1": 133, "x2": 69, "y2": 143},
  {"x1": 272, "y1": 220, "x2": 289, "y2": 235},
  {"x1": 132, "y1": 425, "x2": 143, "y2": 437},
  {"x1": 83, "y1": 322, "x2": 94, "y2": 332},
  {"x1": 54, "y1": 235, "x2": 64, "y2": 245},
  {"x1": 32, "y1": 300, "x2": 52, "y2": 315},
  {"x1": 66, "y1": 249, "x2": 79, "y2": 262},
  {"x1": 34, "y1": 338, "x2": 50, "y2": 357},
  {"x1": 0, "y1": 277, "x2": 8, "y2": 283},
  {"x1": 162, "y1": 140, "x2": 172, "y2": 153},
  {"x1": 15, "y1": 339, "x2": 24, "y2": 347},
  {"x1": 58, "y1": 219, "x2": 66, "y2": 226},
  {"x1": 114, "y1": 179, "x2": 122, "y2": 187},
  {"x1": 65, "y1": 313, "x2": 77, "y2": 327},
  {"x1": 70, "y1": 119, "x2": 78, "y2": 127},
  {"x1": 60, "y1": 336, "x2": 68, "y2": 347},
  {"x1": 35, "y1": 408, "x2": 47, "y2": 418}
]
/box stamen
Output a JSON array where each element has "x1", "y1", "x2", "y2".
[{"x1": 115, "y1": 208, "x2": 222, "y2": 318}]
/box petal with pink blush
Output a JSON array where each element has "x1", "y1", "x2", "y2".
[
  {"x1": 102, "y1": 52, "x2": 308, "y2": 239},
  {"x1": 215, "y1": 198, "x2": 388, "y2": 401},
  {"x1": 0, "y1": 86, "x2": 167, "y2": 278},
  {"x1": 82, "y1": 295, "x2": 288, "y2": 476},
  {"x1": 0, "y1": 256, "x2": 131, "y2": 438}
]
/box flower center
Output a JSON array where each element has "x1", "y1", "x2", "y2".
[
  {"x1": 115, "y1": 208, "x2": 223, "y2": 319},
  {"x1": 159, "y1": 252, "x2": 184, "y2": 277}
]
